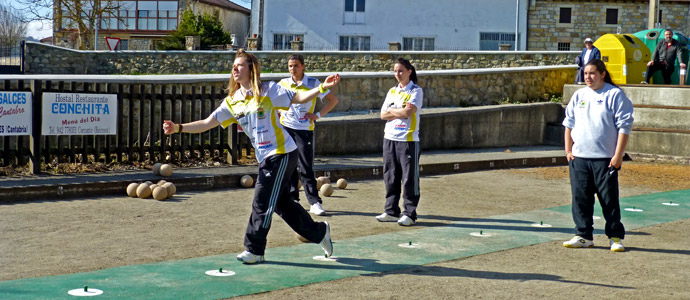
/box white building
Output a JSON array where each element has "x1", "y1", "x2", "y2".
[{"x1": 250, "y1": 0, "x2": 528, "y2": 51}]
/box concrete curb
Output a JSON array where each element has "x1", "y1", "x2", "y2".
[{"x1": 0, "y1": 155, "x2": 566, "y2": 204}]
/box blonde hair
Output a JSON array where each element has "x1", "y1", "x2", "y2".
[{"x1": 228, "y1": 49, "x2": 263, "y2": 101}]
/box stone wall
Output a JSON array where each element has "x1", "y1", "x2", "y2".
[
  {"x1": 314, "y1": 67, "x2": 575, "y2": 112},
  {"x1": 23, "y1": 42, "x2": 578, "y2": 75},
  {"x1": 315, "y1": 103, "x2": 564, "y2": 155},
  {"x1": 529, "y1": 0, "x2": 690, "y2": 51}
]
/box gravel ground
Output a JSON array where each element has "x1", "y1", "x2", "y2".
[{"x1": 1, "y1": 161, "x2": 689, "y2": 299}]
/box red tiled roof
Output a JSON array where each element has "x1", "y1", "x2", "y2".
[{"x1": 197, "y1": 0, "x2": 250, "y2": 14}]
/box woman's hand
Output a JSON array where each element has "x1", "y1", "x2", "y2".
[
  {"x1": 609, "y1": 155, "x2": 623, "y2": 169},
  {"x1": 163, "y1": 120, "x2": 178, "y2": 135}
]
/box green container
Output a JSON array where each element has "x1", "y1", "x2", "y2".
[{"x1": 634, "y1": 29, "x2": 689, "y2": 85}]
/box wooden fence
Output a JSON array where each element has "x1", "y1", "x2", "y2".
[{"x1": 1, "y1": 77, "x2": 251, "y2": 174}]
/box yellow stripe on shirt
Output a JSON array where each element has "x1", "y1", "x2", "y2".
[{"x1": 407, "y1": 110, "x2": 418, "y2": 142}]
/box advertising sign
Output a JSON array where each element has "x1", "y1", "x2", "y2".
[
  {"x1": 0, "y1": 91, "x2": 32, "y2": 136},
  {"x1": 42, "y1": 93, "x2": 117, "y2": 136}
]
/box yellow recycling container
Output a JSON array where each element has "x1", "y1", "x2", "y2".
[{"x1": 593, "y1": 34, "x2": 651, "y2": 84}]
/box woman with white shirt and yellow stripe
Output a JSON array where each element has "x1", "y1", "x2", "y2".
[
  {"x1": 163, "y1": 49, "x2": 339, "y2": 264},
  {"x1": 376, "y1": 58, "x2": 423, "y2": 226}
]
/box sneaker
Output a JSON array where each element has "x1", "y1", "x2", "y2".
[
  {"x1": 641, "y1": 81, "x2": 648, "y2": 84},
  {"x1": 236, "y1": 250, "x2": 265, "y2": 264},
  {"x1": 375, "y1": 213, "x2": 399, "y2": 222},
  {"x1": 563, "y1": 236, "x2": 594, "y2": 248},
  {"x1": 397, "y1": 215, "x2": 415, "y2": 226},
  {"x1": 319, "y1": 222, "x2": 333, "y2": 257},
  {"x1": 610, "y1": 238, "x2": 625, "y2": 252},
  {"x1": 309, "y1": 203, "x2": 326, "y2": 216}
]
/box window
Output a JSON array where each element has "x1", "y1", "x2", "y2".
[
  {"x1": 606, "y1": 9, "x2": 618, "y2": 25},
  {"x1": 557, "y1": 42, "x2": 570, "y2": 51},
  {"x1": 92, "y1": 1, "x2": 176, "y2": 31},
  {"x1": 344, "y1": 0, "x2": 365, "y2": 24},
  {"x1": 403, "y1": 37, "x2": 435, "y2": 51},
  {"x1": 479, "y1": 32, "x2": 519, "y2": 50},
  {"x1": 345, "y1": 0, "x2": 365, "y2": 12},
  {"x1": 273, "y1": 34, "x2": 304, "y2": 50},
  {"x1": 339, "y1": 35, "x2": 370, "y2": 51},
  {"x1": 559, "y1": 7, "x2": 571, "y2": 24},
  {"x1": 116, "y1": 40, "x2": 129, "y2": 50}
]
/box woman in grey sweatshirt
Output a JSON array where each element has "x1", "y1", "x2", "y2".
[{"x1": 561, "y1": 59, "x2": 634, "y2": 252}]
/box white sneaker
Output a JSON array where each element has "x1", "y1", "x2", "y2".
[
  {"x1": 397, "y1": 215, "x2": 415, "y2": 226},
  {"x1": 563, "y1": 236, "x2": 594, "y2": 248},
  {"x1": 236, "y1": 250, "x2": 265, "y2": 264},
  {"x1": 309, "y1": 203, "x2": 326, "y2": 216},
  {"x1": 375, "y1": 213, "x2": 399, "y2": 222},
  {"x1": 610, "y1": 238, "x2": 625, "y2": 252},
  {"x1": 319, "y1": 222, "x2": 333, "y2": 257}
]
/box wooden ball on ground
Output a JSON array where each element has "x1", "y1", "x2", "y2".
[
  {"x1": 152, "y1": 186, "x2": 168, "y2": 201},
  {"x1": 240, "y1": 175, "x2": 254, "y2": 188},
  {"x1": 149, "y1": 184, "x2": 158, "y2": 194},
  {"x1": 317, "y1": 176, "x2": 331, "y2": 184},
  {"x1": 162, "y1": 182, "x2": 176, "y2": 198},
  {"x1": 136, "y1": 183, "x2": 152, "y2": 199},
  {"x1": 316, "y1": 179, "x2": 323, "y2": 190},
  {"x1": 336, "y1": 178, "x2": 348, "y2": 189},
  {"x1": 126, "y1": 183, "x2": 139, "y2": 197},
  {"x1": 159, "y1": 164, "x2": 173, "y2": 177},
  {"x1": 157, "y1": 180, "x2": 168, "y2": 185},
  {"x1": 320, "y1": 183, "x2": 334, "y2": 197},
  {"x1": 296, "y1": 233, "x2": 310, "y2": 243},
  {"x1": 152, "y1": 163, "x2": 163, "y2": 176}
]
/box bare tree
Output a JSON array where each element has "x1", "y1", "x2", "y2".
[
  {"x1": 0, "y1": 3, "x2": 28, "y2": 47},
  {"x1": 14, "y1": 0, "x2": 123, "y2": 50}
]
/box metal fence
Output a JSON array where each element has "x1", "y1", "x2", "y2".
[{"x1": 0, "y1": 78, "x2": 251, "y2": 174}]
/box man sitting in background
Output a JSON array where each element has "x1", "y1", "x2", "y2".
[{"x1": 642, "y1": 29, "x2": 687, "y2": 84}]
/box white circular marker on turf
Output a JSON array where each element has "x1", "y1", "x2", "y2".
[
  {"x1": 68, "y1": 288, "x2": 103, "y2": 296},
  {"x1": 313, "y1": 256, "x2": 338, "y2": 262},
  {"x1": 662, "y1": 202, "x2": 680, "y2": 206},
  {"x1": 624, "y1": 208, "x2": 643, "y2": 212},
  {"x1": 205, "y1": 269, "x2": 235, "y2": 277},
  {"x1": 470, "y1": 232, "x2": 493, "y2": 237},
  {"x1": 398, "y1": 243, "x2": 420, "y2": 248},
  {"x1": 531, "y1": 223, "x2": 552, "y2": 228}
]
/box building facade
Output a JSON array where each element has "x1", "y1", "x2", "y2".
[
  {"x1": 53, "y1": 0, "x2": 249, "y2": 50},
  {"x1": 528, "y1": 0, "x2": 690, "y2": 51},
  {"x1": 250, "y1": 0, "x2": 529, "y2": 51}
]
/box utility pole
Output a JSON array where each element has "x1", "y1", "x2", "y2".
[
  {"x1": 648, "y1": 0, "x2": 660, "y2": 29},
  {"x1": 515, "y1": 0, "x2": 519, "y2": 51}
]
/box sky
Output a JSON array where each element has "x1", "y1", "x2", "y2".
[{"x1": 23, "y1": 0, "x2": 251, "y2": 39}]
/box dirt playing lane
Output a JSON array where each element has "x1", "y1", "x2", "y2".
[{"x1": 1, "y1": 162, "x2": 689, "y2": 299}]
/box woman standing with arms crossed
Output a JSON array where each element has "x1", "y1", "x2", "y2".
[
  {"x1": 376, "y1": 58, "x2": 423, "y2": 226},
  {"x1": 279, "y1": 54, "x2": 339, "y2": 216},
  {"x1": 163, "y1": 50, "x2": 339, "y2": 263},
  {"x1": 562, "y1": 59, "x2": 633, "y2": 252}
]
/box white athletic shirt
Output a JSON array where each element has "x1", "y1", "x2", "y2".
[
  {"x1": 211, "y1": 81, "x2": 297, "y2": 163},
  {"x1": 278, "y1": 75, "x2": 329, "y2": 131},
  {"x1": 562, "y1": 83, "x2": 634, "y2": 158},
  {"x1": 381, "y1": 81, "x2": 423, "y2": 142}
]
